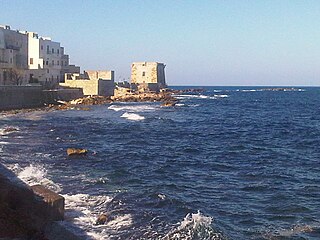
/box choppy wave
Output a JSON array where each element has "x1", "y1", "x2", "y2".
[
  {"x1": 164, "y1": 211, "x2": 225, "y2": 240},
  {"x1": 108, "y1": 104, "x2": 157, "y2": 112},
  {"x1": 121, "y1": 112, "x2": 145, "y2": 121},
  {"x1": 262, "y1": 223, "x2": 320, "y2": 239}
]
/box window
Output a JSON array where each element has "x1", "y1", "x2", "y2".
[
  {"x1": 65, "y1": 61, "x2": 67, "y2": 66},
  {"x1": 10, "y1": 58, "x2": 12, "y2": 64},
  {"x1": 47, "y1": 46, "x2": 49, "y2": 54},
  {"x1": 52, "y1": 60, "x2": 54, "y2": 66},
  {"x1": 142, "y1": 72, "x2": 145, "y2": 77},
  {"x1": 46, "y1": 61, "x2": 48, "y2": 65},
  {"x1": 47, "y1": 69, "x2": 49, "y2": 73},
  {"x1": 57, "y1": 49, "x2": 59, "y2": 54},
  {"x1": 57, "y1": 60, "x2": 59, "y2": 65},
  {"x1": 30, "y1": 58, "x2": 33, "y2": 64},
  {"x1": 52, "y1": 48, "x2": 54, "y2": 54},
  {"x1": 41, "y1": 45, "x2": 43, "y2": 50}
]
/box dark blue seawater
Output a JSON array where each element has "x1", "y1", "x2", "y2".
[{"x1": 1, "y1": 86, "x2": 320, "y2": 239}]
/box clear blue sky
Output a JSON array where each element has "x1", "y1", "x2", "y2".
[{"x1": 1, "y1": 0, "x2": 320, "y2": 86}]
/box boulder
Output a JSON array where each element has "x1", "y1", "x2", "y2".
[
  {"x1": 95, "y1": 213, "x2": 108, "y2": 225},
  {"x1": 67, "y1": 148, "x2": 88, "y2": 156},
  {"x1": 161, "y1": 100, "x2": 177, "y2": 107}
]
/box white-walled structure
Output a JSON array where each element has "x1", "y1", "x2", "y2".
[
  {"x1": 0, "y1": 24, "x2": 79, "y2": 88},
  {"x1": 0, "y1": 25, "x2": 28, "y2": 85}
]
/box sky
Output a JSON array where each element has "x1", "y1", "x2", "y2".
[{"x1": 1, "y1": 0, "x2": 320, "y2": 86}]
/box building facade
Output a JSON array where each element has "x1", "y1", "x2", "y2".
[
  {"x1": 60, "y1": 70, "x2": 115, "y2": 96},
  {"x1": 0, "y1": 24, "x2": 79, "y2": 88},
  {"x1": 131, "y1": 62, "x2": 166, "y2": 90},
  {"x1": 0, "y1": 25, "x2": 28, "y2": 85}
]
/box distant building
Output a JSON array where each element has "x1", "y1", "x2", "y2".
[
  {"x1": 0, "y1": 24, "x2": 79, "y2": 88},
  {"x1": 131, "y1": 62, "x2": 166, "y2": 92},
  {"x1": 60, "y1": 70, "x2": 115, "y2": 96}
]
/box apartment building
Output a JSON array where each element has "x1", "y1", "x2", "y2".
[
  {"x1": 0, "y1": 25, "x2": 28, "y2": 85},
  {"x1": 0, "y1": 25, "x2": 79, "y2": 88}
]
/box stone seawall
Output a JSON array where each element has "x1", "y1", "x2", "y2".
[
  {"x1": 0, "y1": 86, "x2": 84, "y2": 111},
  {"x1": 0, "y1": 86, "x2": 43, "y2": 110},
  {"x1": 0, "y1": 164, "x2": 82, "y2": 239}
]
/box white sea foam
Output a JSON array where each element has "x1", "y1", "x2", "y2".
[
  {"x1": 173, "y1": 94, "x2": 227, "y2": 100},
  {"x1": 241, "y1": 89, "x2": 257, "y2": 92},
  {"x1": 62, "y1": 193, "x2": 133, "y2": 239},
  {"x1": 175, "y1": 103, "x2": 185, "y2": 107},
  {"x1": 214, "y1": 94, "x2": 229, "y2": 98},
  {"x1": 164, "y1": 211, "x2": 223, "y2": 240},
  {"x1": 108, "y1": 104, "x2": 156, "y2": 112},
  {"x1": 121, "y1": 112, "x2": 145, "y2": 121},
  {"x1": 8, "y1": 163, "x2": 62, "y2": 192}
]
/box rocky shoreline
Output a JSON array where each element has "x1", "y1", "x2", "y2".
[{"x1": 0, "y1": 88, "x2": 196, "y2": 116}]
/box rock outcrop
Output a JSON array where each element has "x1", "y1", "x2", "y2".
[
  {"x1": 67, "y1": 148, "x2": 88, "y2": 156},
  {"x1": 95, "y1": 213, "x2": 108, "y2": 225}
]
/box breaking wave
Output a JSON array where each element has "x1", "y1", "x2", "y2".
[
  {"x1": 6, "y1": 163, "x2": 133, "y2": 239},
  {"x1": 164, "y1": 211, "x2": 225, "y2": 240},
  {"x1": 121, "y1": 112, "x2": 145, "y2": 121},
  {"x1": 8, "y1": 163, "x2": 62, "y2": 192},
  {"x1": 108, "y1": 104, "x2": 157, "y2": 112},
  {"x1": 173, "y1": 94, "x2": 228, "y2": 100}
]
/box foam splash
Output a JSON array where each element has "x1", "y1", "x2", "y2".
[
  {"x1": 8, "y1": 163, "x2": 62, "y2": 193},
  {"x1": 121, "y1": 112, "x2": 145, "y2": 121},
  {"x1": 62, "y1": 193, "x2": 133, "y2": 239},
  {"x1": 164, "y1": 211, "x2": 224, "y2": 240},
  {"x1": 0, "y1": 126, "x2": 20, "y2": 136},
  {"x1": 108, "y1": 104, "x2": 156, "y2": 112}
]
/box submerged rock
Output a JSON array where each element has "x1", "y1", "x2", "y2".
[
  {"x1": 66, "y1": 148, "x2": 88, "y2": 156},
  {"x1": 95, "y1": 213, "x2": 108, "y2": 225}
]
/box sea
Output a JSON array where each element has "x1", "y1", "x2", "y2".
[{"x1": 0, "y1": 86, "x2": 320, "y2": 240}]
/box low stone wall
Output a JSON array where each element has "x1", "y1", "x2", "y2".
[
  {"x1": 0, "y1": 164, "x2": 82, "y2": 239},
  {"x1": 0, "y1": 85, "x2": 43, "y2": 110},
  {"x1": 43, "y1": 88, "x2": 84, "y2": 103}
]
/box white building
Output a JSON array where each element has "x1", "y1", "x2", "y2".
[
  {"x1": 0, "y1": 24, "x2": 79, "y2": 88},
  {"x1": 28, "y1": 33, "x2": 77, "y2": 88},
  {"x1": 0, "y1": 25, "x2": 28, "y2": 85}
]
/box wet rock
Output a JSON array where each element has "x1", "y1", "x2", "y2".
[
  {"x1": 66, "y1": 148, "x2": 88, "y2": 156},
  {"x1": 95, "y1": 213, "x2": 108, "y2": 225},
  {"x1": 161, "y1": 100, "x2": 177, "y2": 107}
]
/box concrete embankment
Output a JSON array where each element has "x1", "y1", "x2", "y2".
[{"x1": 0, "y1": 164, "x2": 82, "y2": 240}]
